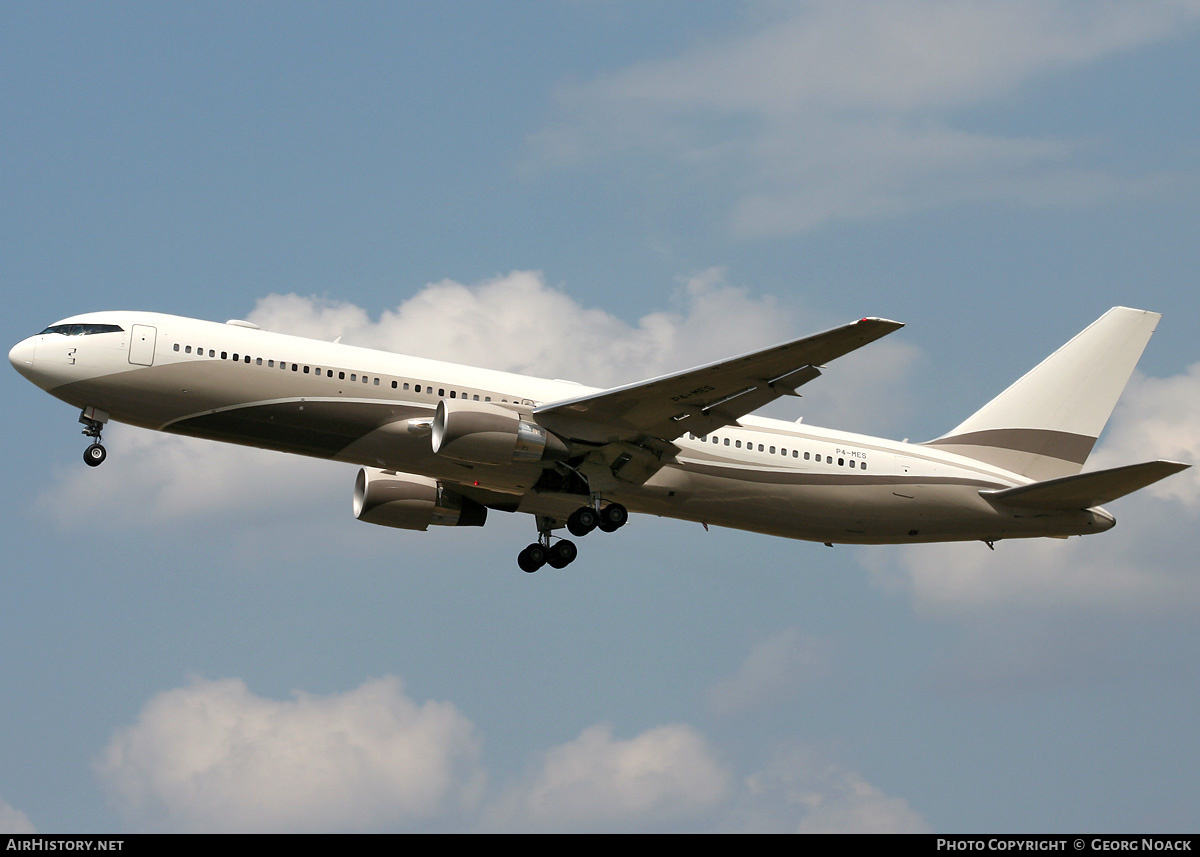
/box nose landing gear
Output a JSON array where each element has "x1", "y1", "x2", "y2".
[{"x1": 79, "y1": 408, "x2": 109, "y2": 467}]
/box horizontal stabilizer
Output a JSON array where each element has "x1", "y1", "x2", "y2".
[{"x1": 981, "y1": 460, "x2": 1190, "y2": 510}]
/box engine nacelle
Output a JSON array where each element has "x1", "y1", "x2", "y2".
[
  {"x1": 353, "y1": 468, "x2": 487, "y2": 531},
  {"x1": 431, "y1": 399, "x2": 570, "y2": 465}
]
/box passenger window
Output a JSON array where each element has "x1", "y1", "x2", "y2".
[
  {"x1": 374, "y1": 378, "x2": 380, "y2": 386},
  {"x1": 735, "y1": 440, "x2": 742, "y2": 448},
  {"x1": 804, "y1": 452, "x2": 810, "y2": 460},
  {"x1": 849, "y1": 460, "x2": 856, "y2": 468},
  {"x1": 256, "y1": 358, "x2": 262, "y2": 365},
  {"x1": 221, "y1": 352, "x2": 228, "y2": 360},
  {"x1": 838, "y1": 458, "x2": 844, "y2": 466},
  {"x1": 303, "y1": 366, "x2": 310, "y2": 374},
  {"x1": 185, "y1": 346, "x2": 192, "y2": 354},
  {"x1": 861, "y1": 462, "x2": 867, "y2": 471},
  {"x1": 723, "y1": 438, "x2": 730, "y2": 446},
  {"x1": 826, "y1": 456, "x2": 832, "y2": 464},
  {"x1": 173, "y1": 343, "x2": 180, "y2": 352},
  {"x1": 450, "y1": 391, "x2": 456, "y2": 398}
]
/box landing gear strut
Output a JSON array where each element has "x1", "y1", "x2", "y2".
[
  {"x1": 79, "y1": 409, "x2": 108, "y2": 467},
  {"x1": 518, "y1": 516, "x2": 578, "y2": 573},
  {"x1": 517, "y1": 499, "x2": 628, "y2": 572}
]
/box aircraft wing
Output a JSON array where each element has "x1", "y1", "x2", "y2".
[{"x1": 533, "y1": 317, "x2": 904, "y2": 445}]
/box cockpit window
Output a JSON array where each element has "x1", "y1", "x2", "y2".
[{"x1": 39, "y1": 324, "x2": 125, "y2": 336}]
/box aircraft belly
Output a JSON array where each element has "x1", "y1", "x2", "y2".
[{"x1": 647, "y1": 464, "x2": 1096, "y2": 544}]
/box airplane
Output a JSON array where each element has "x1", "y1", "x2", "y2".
[{"x1": 8, "y1": 305, "x2": 1189, "y2": 572}]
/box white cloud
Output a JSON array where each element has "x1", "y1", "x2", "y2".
[
  {"x1": 247, "y1": 268, "x2": 795, "y2": 387},
  {"x1": 535, "y1": 0, "x2": 1200, "y2": 234},
  {"x1": 864, "y1": 363, "x2": 1200, "y2": 618},
  {"x1": 486, "y1": 723, "x2": 727, "y2": 831},
  {"x1": 94, "y1": 676, "x2": 484, "y2": 833},
  {"x1": 734, "y1": 745, "x2": 930, "y2": 833},
  {"x1": 94, "y1": 671, "x2": 938, "y2": 832},
  {"x1": 0, "y1": 797, "x2": 35, "y2": 834},
  {"x1": 36, "y1": 428, "x2": 347, "y2": 530},
  {"x1": 1088, "y1": 365, "x2": 1200, "y2": 508},
  {"x1": 706, "y1": 628, "x2": 828, "y2": 717}
]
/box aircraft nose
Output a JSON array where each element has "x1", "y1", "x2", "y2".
[{"x1": 9, "y1": 336, "x2": 36, "y2": 379}]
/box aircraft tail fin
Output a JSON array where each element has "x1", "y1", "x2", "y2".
[
  {"x1": 923, "y1": 307, "x2": 1160, "y2": 480},
  {"x1": 981, "y1": 460, "x2": 1189, "y2": 510}
]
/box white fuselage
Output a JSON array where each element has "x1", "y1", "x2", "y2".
[{"x1": 9, "y1": 311, "x2": 1115, "y2": 545}]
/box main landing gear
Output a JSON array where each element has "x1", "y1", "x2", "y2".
[
  {"x1": 79, "y1": 409, "x2": 108, "y2": 467},
  {"x1": 517, "y1": 500, "x2": 628, "y2": 573}
]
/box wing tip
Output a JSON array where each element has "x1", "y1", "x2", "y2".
[{"x1": 857, "y1": 316, "x2": 904, "y2": 331}]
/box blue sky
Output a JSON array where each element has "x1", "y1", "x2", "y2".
[{"x1": 3, "y1": 1, "x2": 1200, "y2": 833}]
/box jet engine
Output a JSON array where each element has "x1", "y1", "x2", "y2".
[
  {"x1": 353, "y1": 468, "x2": 487, "y2": 531},
  {"x1": 431, "y1": 399, "x2": 570, "y2": 466}
]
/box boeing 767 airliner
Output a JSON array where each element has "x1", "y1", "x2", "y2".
[{"x1": 9, "y1": 306, "x2": 1188, "y2": 571}]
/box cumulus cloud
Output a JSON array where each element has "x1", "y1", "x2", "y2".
[
  {"x1": 36, "y1": 428, "x2": 346, "y2": 530},
  {"x1": 0, "y1": 797, "x2": 35, "y2": 834},
  {"x1": 535, "y1": 0, "x2": 1200, "y2": 234},
  {"x1": 863, "y1": 363, "x2": 1200, "y2": 619},
  {"x1": 94, "y1": 676, "x2": 484, "y2": 832},
  {"x1": 246, "y1": 268, "x2": 795, "y2": 386},
  {"x1": 1088, "y1": 365, "x2": 1200, "y2": 508},
  {"x1": 485, "y1": 723, "x2": 727, "y2": 831},
  {"x1": 94, "y1": 672, "x2": 935, "y2": 832},
  {"x1": 733, "y1": 745, "x2": 931, "y2": 833},
  {"x1": 706, "y1": 628, "x2": 829, "y2": 717}
]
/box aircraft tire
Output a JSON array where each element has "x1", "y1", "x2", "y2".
[
  {"x1": 518, "y1": 543, "x2": 547, "y2": 573},
  {"x1": 598, "y1": 503, "x2": 627, "y2": 532},
  {"x1": 567, "y1": 507, "x2": 598, "y2": 537},
  {"x1": 547, "y1": 539, "x2": 578, "y2": 569},
  {"x1": 84, "y1": 443, "x2": 107, "y2": 467}
]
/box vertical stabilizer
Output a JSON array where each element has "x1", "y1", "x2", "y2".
[{"x1": 924, "y1": 307, "x2": 1159, "y2": 480}]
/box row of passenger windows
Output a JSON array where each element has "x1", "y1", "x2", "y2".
[
  {"x1": 686, "y1": 432, "x2": 868, "y2": 470},
  {"x1": 171, "y1": 341, "x2": 527, "y2": 404}
]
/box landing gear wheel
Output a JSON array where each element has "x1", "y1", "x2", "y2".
[
  {"x1": 598, "y1": 503, "x2": 628, "y2": 533},
  {"x1": 567, "y1": 506, "x2": 598, "y2": 537},
  {"x1": 84, "y1": 443, "x2": 107, "y2": 467},
  {"x1": 518, "y1": 543, "x2": 548, "y2": 573},
  {"x1": 546, "y1": 539, "x2": 578, "y2": 569}
]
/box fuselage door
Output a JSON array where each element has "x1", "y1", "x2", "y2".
[{"x1": 129, "y1": 324, "x2": 157, "y2": 366}]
